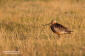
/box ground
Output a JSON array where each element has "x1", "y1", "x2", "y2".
[{"x1": 0, "y1": 0, "x2": 85, "y2": 56}]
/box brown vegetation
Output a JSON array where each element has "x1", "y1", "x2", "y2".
[{"x1": 0, "y1": 0, "x2": 85, "y2": 56}]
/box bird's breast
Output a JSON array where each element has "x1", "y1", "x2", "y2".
[{"x1": 50, "y1": 25, "x2": 56, "y2": 33}]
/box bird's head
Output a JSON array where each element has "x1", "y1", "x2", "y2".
[
  {"x1": 42, "y1": 20, "x2": 57, "y2": 26},
  {"x1": 51, "y1": 20, "x2": 57, "y2": 24}
]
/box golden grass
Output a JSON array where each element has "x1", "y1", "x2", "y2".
[{"x1": 0, "y1": 0, "x2": 85, "y2": 56}]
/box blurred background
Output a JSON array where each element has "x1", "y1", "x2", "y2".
[{"x1": 0, "y1": 0, "x2": 85, "y2": 56}]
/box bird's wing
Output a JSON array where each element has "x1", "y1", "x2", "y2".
[
  {"x1": 55, "y1": 23, "x2": 73, "y2": 34},
  {"x1": 55, "y1": 23, "x2": 67, "y2": 30},
  {"x1": 54, "y1": 23, "x2": 71, "y2": 34}
]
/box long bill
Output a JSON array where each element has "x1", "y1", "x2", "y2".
[{"x1": 42, "y1": 23, "x2": 51, "y2": 26}]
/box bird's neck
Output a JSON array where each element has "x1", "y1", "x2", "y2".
[{"x1": 52, "y1": 23, "x2": 56, "y2": 25}]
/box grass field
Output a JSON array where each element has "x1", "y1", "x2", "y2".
[{"x1": 0, "y1": 0, "x2": 85, "y2": 56}]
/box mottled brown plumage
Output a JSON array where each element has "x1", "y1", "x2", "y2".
[{"x1": 50, "y1": 20, "x2": 72, "y2": 37}]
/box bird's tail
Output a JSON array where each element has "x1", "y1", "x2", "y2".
[{"x1": 67, "y1": 31, "x2": 73, "y2": 34}]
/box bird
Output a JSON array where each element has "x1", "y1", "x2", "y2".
[{"x1": 43, "y1": 20, "x2": 73, "y2": 37}]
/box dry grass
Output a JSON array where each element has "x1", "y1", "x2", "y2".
[{"x1": 0, "y1": 0, "x2": 85, "y2": 56}]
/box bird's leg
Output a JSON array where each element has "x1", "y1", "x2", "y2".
[
  {"x1": 56, "y1": 34, "x2": 60, "y2": 39},
  {"x1": 58, "y1": 35, "x2": 60, "y2": 38},
  {"x1": 57, "y1": 34, "x2": 60, "y2": 38}
]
